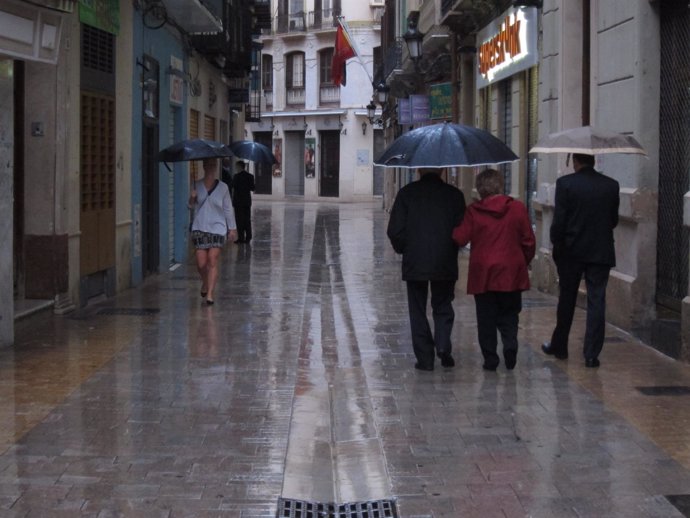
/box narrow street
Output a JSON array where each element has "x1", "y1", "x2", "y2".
[{"x1": 2, "y1": 200, "x2": 690, "y2": 517}]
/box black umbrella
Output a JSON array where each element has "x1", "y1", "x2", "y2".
[
  {"x1": 157, "y1": 138, "x2": 232, "y2": 162},
  {"x1": 374, "y1": 122, "x2": 518, "y2": 169},
  {"x1": 227, "y1": 140, "x2": 277, "y2": 165}
]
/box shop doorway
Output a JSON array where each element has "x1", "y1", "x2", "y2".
[
  {"x1": 656, "y1": 1, "x2": 690, "y2": 312},
  {"x1": 254, "y1": 131, "x2": 273, "y2": 194},
  {"x1": 285, "y1": 131, "x2": 305, "y2": 195},
  {"x1": 142, "y1": 122, "x2": 160, "y2": 275},
  {"x1": 319, "y1": 130, "x2": 339, "y2": 197}
]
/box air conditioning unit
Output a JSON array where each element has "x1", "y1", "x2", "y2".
[{"x1": 370, "y1": 0, "x2": 384, "y2": 6}]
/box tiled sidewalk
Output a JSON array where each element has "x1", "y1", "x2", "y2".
[{"x1": 1, "y1": 201, "x2": 689, "y2": 517}]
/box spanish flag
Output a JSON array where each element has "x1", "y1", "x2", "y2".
[{"x1": 331, "y1": 22, "x2": 356, "y2": 87}]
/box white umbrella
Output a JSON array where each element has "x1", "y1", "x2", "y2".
[{"x1": 529, "y1": 126, "x2": 647, "y2": 156}]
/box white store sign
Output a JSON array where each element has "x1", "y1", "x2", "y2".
[{"x1": 476, "y1": 6, "x2": 539, "y2": 89}]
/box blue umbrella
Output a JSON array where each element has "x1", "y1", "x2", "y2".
[
  {"x1": 227, "y1": 140, "x2": 277, "y2": 165},
  {"x1": 157, "y1": 138, "x2": 232, "y2": 162},
  {"x1": 374, "y1": 122, "x2": 518, "y2": 169}
]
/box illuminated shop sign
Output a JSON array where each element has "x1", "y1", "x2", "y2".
[{"x1": 476, "y1": 6, "x2": 538, "y2": 89}]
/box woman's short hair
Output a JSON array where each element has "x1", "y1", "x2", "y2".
[{"x1": 475, "y1": 169, "x2": 504, "y2": 199}]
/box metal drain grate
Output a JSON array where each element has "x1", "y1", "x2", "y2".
[
  {"x1": 636, "y1": 386, "x2": 690, "y2": 396},
  {"x1": 276, "y1": 498, "x2": 398, "y2": 518},
  {"x1": 96, "y1": 308, "x2": 160, "y2": 316},
  {"x1": 666, "y1": 494, "x2": 690, "y2": 516}
]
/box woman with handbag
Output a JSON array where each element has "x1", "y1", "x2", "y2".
[{"x1": 188, "y1": 157, "x2": 238, "y2": 305}]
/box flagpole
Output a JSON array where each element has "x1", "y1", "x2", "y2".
[{"x1": 337, "y1": 16, "x2": 373, "y2": 84}]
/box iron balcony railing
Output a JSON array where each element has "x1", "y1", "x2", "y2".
[
  {"x1": 308, "y1": 8, "x2": 340, "y2": 30},
  {"x1": 319, "y1": 84, "x2": 340, "y2": 104},
  {"x1": 383, "y1": 38, "x2": 403, "y2": 80},
  {"x1": 287, "y1": 87, "x2": 306, "y2": 105},
  {"x1": 276, "y1": 12, "x2": 306, "y2": 33}
]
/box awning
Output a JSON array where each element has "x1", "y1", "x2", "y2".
[{"x1": 161, "y1": 0, "x2": 222, "y2": 34}]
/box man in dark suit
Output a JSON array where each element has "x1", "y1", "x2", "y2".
[
  {"x1": 231, "y1": 160, "x2": 255, "y2": 243},
  {"x1": 542, "y1": 153, "x2": 620, "y2": 368},
  {"x1": 387, "y1": 169, "x2": 466, "y2": 371}
]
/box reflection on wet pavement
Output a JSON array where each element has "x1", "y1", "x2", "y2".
[{"x1": 0, "y1": 200, "x2": 689, "y2": 517}]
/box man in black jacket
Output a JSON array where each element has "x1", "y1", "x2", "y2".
[
  {"x1": 387, "y1": 169, "x2": 466, "y2": 371},
  {"x1": 231, "y1": 160, "x2": 255, "y2": 243},
  {"x1": 542, "y1": 153, "x2": 620, "y2": 367}
]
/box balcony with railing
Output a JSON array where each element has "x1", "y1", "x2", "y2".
[
  {"x1": 276, "y1": 11, "x2": 306, "y2": 34},
  {"x1": 287, "y1": 87, "x2": 305, "y2": 106},
  {"x1": 383, "y1": 38, "x2": 403, "y2": 80},
  {"x1": 319, "y1": 84, "x2": 340, "y2": 105},
  {"x1": 308, "y1": 8, "x2": 340, "y2": 30}
]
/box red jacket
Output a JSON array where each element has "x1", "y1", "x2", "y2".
[{"x1": 452, "y1": 195, "x2": 535, "y2": 294}]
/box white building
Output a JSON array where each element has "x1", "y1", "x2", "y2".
[{"x1": 250, "y1": 0, "x2": 384, "y2": 201}]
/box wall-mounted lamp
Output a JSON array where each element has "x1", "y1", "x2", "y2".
[
  {"x1": 375, "y1": 82, "x2": 390, "y2": 106},
  {"x1": 361, "y1": 121, "x2": 367, "y2": 135},
  {"x1": 403, "y1": 13, "x2": 424, "y2": 62},
  {"x1": 366, "y1": 101, "x2": 377, "y2": 124}
]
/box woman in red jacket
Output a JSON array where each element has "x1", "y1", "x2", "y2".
[{"x1": 452, "y1": 169, "x2": 535, "y2": 371}]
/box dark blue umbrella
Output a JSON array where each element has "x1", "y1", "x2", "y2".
[
  {"x1": 157, "y1": 138, "x2": 232, "y2": 162},
  {"x1": 374, "y1": 122, "x2": 518, "y2": 168},
  {"x1": 228, "y1": 140, "x2": 277, "y2": 165}
]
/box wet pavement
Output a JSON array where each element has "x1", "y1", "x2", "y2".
[{"x1": 2, "y1": 200, "x2": 690, "y2": 517}]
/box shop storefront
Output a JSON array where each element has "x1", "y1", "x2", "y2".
[{"x1": 475, "y1": 5, "x2": 539, "y2": 208}]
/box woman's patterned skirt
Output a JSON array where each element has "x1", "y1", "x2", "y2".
[{"x1": 191, "y1": 231, "x2": 226, "y2": 249}]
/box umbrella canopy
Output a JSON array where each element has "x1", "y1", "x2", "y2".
[
  {"x1": 157, "y1": 138, "x2": 232, "y2": 162},
  {"x1": 529, "y1": 126, "x2": 647, "y2": 155},
  {"x1": 227, "y1": 140, "x2": 277, "y2": 165},
  {"x1": 373, "y1": 122, "x2": 518, "y2": 169}
]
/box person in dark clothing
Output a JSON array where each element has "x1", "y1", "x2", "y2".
[
  {"x1": 231, "y1": 160, "x2": 255, "y2": 243},
  {"x1": 452, "y1": 169, "x2": 535, "y2": 371},
  {"x1": 542, "y1": 153, "x2": 620, "y2": 368},
  {"x1": 221, "y1": 157, "x2": 233, "y2": 195},
  {"x1": 387, "y1": 169, "x2": 466, "y2": 371}
]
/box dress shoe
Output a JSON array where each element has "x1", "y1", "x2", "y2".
[
  {"x1": 437, "y1": 352, "x2": 455, "y2": 368},
  {"x1": 414, "y1": 362, "x2": 434, "y2": 371},
  {"x1": 541, "y1": 342, "x2": 568, "y2": 360},
  {"x1": 585, "y1": 358, "x2": 600, "y2": 368},
  {"x1": 205, "y1": 299, "x2": 215, "y2": 306},
  {"x1": 482, "y1": 362, "x2": 498, "y2": 372},
  {"x1": 504, "y1": 351, "x2": 517, "y2": 370}
]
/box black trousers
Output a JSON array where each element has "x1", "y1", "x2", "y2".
[
  {"x1": 474, "y1": 291, "x2": 522, "y2": 368},
  {"x1": 550, "y1": 258, "x2": 610, "y2": 360},
  {"x1": 406, "y1": 280, "x2": 456, "y2": 367},
  {"x1": 234, "y1": 205, "x2": 252, "y2": 242}
]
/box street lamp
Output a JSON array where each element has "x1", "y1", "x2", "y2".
[
  {"x1": 375, "y1": 82, "x2": 390, "y2": 105},
  {"x1": 366, "y1": 101, "x2": 377, "y2": 123},
  {"x1": 403, "y1": 17, "x2": 424, "y2": 61}
]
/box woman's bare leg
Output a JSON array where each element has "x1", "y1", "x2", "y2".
[
  {"x1": 205, "y1": 247, "x2": 222, "y2": 301},
  {"x1": 196, "y1": 249, "x2": 209, "y2": 294}
]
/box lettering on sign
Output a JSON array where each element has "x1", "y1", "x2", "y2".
[
  {"x1": 478, "y1": 15, "x2": 521, "y2": 78},
  {"x1": 475, "y1": 7, "x2": 538, "y2": 88}
]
